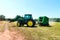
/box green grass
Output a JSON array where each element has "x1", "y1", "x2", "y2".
[{"x1": 15, "y1": 22, "x2": 60, "y2": 40}]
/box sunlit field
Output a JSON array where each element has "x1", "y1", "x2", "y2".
[
  {"x1": 12, "y1": 22, "x2": 60, "y2": 40},
  {"x1": 0, "y1": 21, "x2": 60, "y2": 40}
]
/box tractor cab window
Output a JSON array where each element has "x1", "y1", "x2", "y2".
[{"x1": 24, "y1": 14, "x2": 32, "y2": 19}]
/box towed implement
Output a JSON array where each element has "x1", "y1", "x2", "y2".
[{"x1": 38, "y1": 16, "x2": 49, "y2": 26}]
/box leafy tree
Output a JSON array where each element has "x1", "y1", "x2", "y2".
[{"x1": 0, "y1": 15, "x2": 5, "y2": 21}]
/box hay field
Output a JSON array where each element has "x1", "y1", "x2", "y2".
[
  {"x1": 10, "y1": 22, "x2": 60, "y2": 40},
  {"x1": 0, "y1": 21, "x2": 60, "y2": 40}
]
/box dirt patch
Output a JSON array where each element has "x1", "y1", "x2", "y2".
[
  {"x1": 0, "y1": 21, "x2": 25, "y2": 40},
  {"x1": 0, "y1": 29, "x2": 25, "y2": 40}
]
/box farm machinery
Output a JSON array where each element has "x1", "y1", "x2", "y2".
[
  {"x1": 7, "y1": 14, "x2": 36, "y2": 27},
  {"x1": 38, "y1": 16, "x2": 49, "y2": 26},
  {"x1": 17, "y1": 14, "x2": 36, "y2": 27},
  {"x1": 7, "y1": 14, "x2": 49, "y2": 27}
]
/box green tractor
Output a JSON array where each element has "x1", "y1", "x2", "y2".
[
  {"x1": 38, "y1": 16, "x2": 49, "y2": 26},
  {"x1": 17, "y1": 14, "x2": 36, "y2": 27}
]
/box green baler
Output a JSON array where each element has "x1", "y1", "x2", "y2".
[{"x1": 38, "y1": 16, "x2": 49, "y2": 26}]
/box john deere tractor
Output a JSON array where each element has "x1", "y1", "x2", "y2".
[
  {"x1": 17, "y1": 14, "x2": 36, "y2": 27},
  {"x1": 38, "y1": 16, "x2": 49, "y2": 26}
]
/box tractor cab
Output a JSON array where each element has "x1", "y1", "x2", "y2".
[
  {"x1": 24, "y1": 14, "x2": 33, "y2": 20},
  {"x1": 24, "y1": 14, "x2": 33, "y2": 23}
]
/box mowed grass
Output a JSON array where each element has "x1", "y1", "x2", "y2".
[
  {"x1": 10, "y1": 22, "x2": 60, "y2": 40},
  {"x1": 12, "y1": 22, "x2": 60, "y2": 40},
  {"x1": 0, "y1": 21, "x2": 60, "y2": 40}
]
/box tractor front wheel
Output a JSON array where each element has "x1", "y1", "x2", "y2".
[{"x1": 17, "y1": 22, "x2": 21, "y2": 27}]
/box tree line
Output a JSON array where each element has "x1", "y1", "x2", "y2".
[{"x1": 49, "y1": 18, "x2": 60, "y2": 22}]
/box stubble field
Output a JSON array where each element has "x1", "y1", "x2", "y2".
[{"x1": 0, "y1": 21, "x2": 60, "y2": 40}]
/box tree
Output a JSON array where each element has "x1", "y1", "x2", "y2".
[{"x1": 0, "y1": 15, "x2": 5, "y2": 21}]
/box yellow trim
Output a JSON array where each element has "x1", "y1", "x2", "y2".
[
  {"x1": 17, "y1": 22, "x2": 20, "y2": 26},
  {"x1": 28, "y1": 21, "x2": 33, "y2": 26}
]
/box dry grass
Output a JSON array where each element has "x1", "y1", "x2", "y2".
[
  {"x1": 0, "y1": 21, "x2": 60, "y2": 40},
  {"x1": 17, "y1": 22, "x2": 60, "y2": 40}
]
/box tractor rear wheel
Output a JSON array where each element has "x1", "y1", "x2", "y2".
[{"x1": 27, "y1": 20, "x2": 34, "y2": 27}]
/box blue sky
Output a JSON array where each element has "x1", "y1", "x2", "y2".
[{"x1": 0, "y1": 0, "x2": 60, "y2": 18}]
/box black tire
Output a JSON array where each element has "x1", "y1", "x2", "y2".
[{"x1": 46, "y1": 23, "x2": 49, "y2": 26}]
